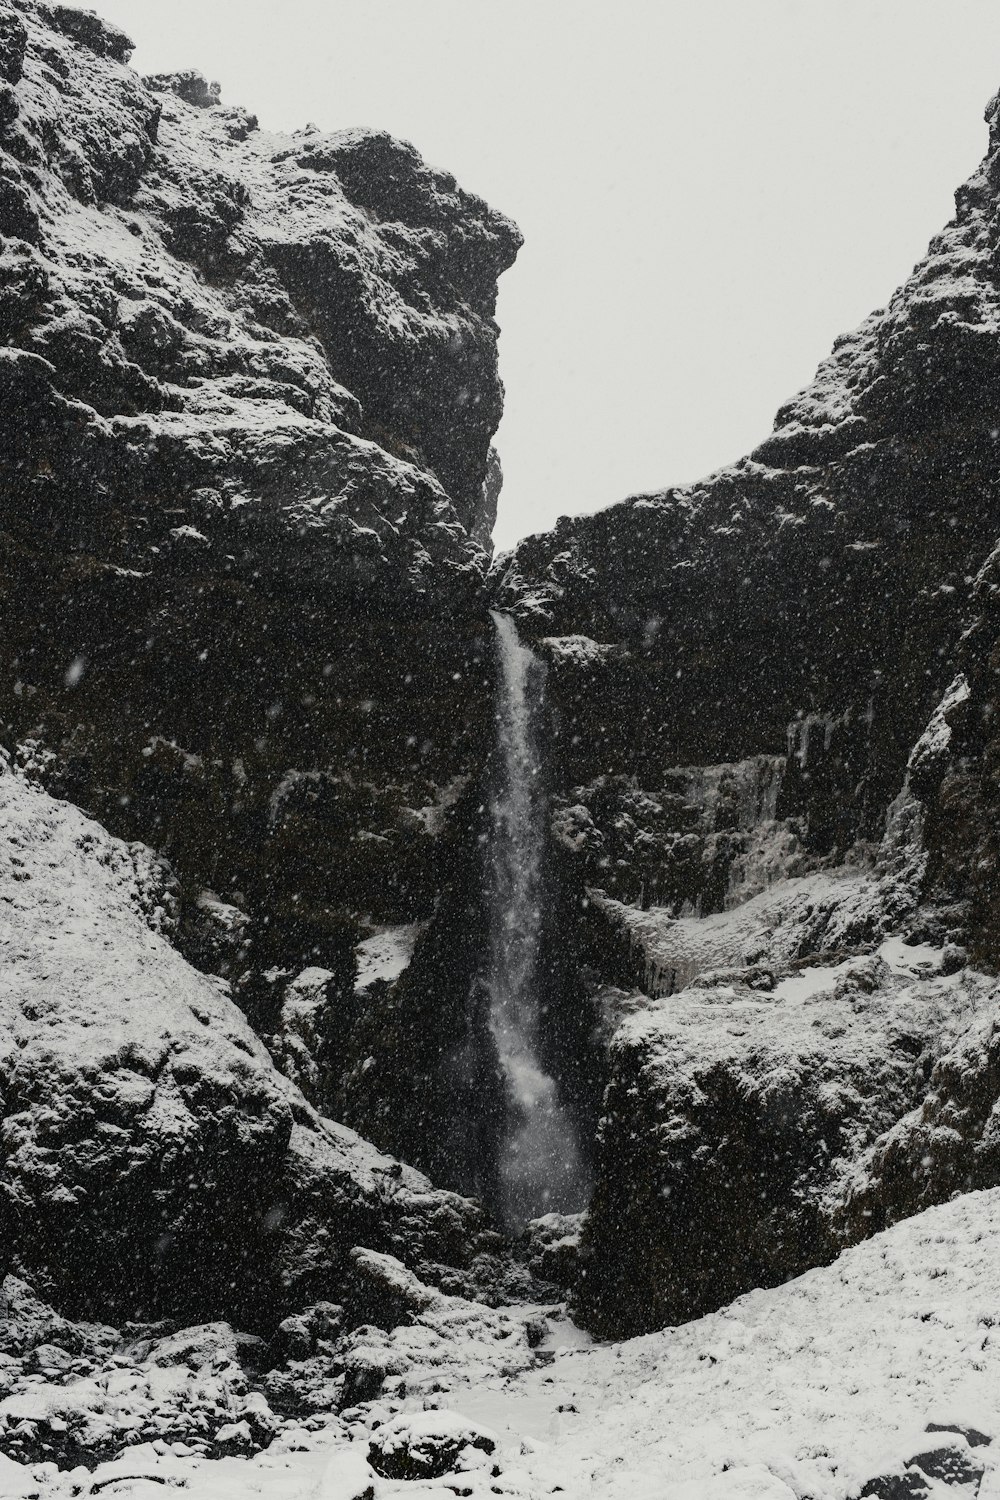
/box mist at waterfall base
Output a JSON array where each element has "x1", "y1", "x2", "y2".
[{"x1": 485, "y1": 612, "x2": 590, "y2": 1233}]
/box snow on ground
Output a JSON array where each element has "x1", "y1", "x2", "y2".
[{"x1": 11, "y1": 1189, "x2": 1000, "y2": 1497}]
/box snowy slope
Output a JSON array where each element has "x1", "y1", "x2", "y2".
[
  {"x1": 0, "y1": 752, "x2": 484, "y2": 1324},
  {"x1": 8, "y1": 1188, "x2": 1000, "y2": 1497}
]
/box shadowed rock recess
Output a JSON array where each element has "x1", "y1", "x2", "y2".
[{"x1": 8, "y1": 0, "x2": 1000, "y2": 1482}]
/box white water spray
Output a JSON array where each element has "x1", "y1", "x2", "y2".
[{"x1": 487, "y1": 611, "x2": 588, "y2": 1231}]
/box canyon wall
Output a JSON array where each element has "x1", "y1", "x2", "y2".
[
  {"x1": 0, "y1": 0, "x2": 521, "y2": 1323},
  {"x1": 6, "y1": 0, "x2": 1000, "y2": 1370},
  {"x1": 496, "y1": 90, "x2": 1000, "y2": 1334}
]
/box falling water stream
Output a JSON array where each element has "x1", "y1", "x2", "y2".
[{"x1": 487, "y1": 610, "x2": 588, "y2": 1232}]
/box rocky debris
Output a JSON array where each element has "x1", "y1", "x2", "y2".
[
  {"x1": 271, "y1": 1303, "x2": 342, "y2": 1365},
  {"x1": 345, "y1": 1248, "x2": 443, "y2": 1331},
  {"x1": 0, "y1": 1258, "x2": 540, "y2": 1474},
  {"x1": 0, "y1": 1280, "x2": 118, "y2": 1367},
  {"x1": 367, "y1": 1409, "x2": 498, "y2": 1480},
  {"x1": 269, "y1": 966, "x2": 343, "y2": 1110},
  {"x1": 177, "y1": 888, "x2": 252, "y2": 982},
  {"x1": 0, "y1": 1293, "x2": 285, "y2": 1469},
  {"x1": 831, "y1": 983, "x2": 1000, "y2": 1245},
  {"x1": 331, "y1": 1254, "x2": 542, "y2": 1408},
  {"x1": 2, "y1": 1193, "x2": 1000, "y2": 1499}
]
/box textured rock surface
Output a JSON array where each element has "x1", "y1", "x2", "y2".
[
  {"x1": 569, "y1": 676, "x2": 996, "y2": 1335},
  {"x1": 481, "y1": 82, "x2": 1000, "y2": 1341},
  {"x1": 0, "y1": 753, "x2": 486, "y2": 1327},
  {"x1": 0, "y1": 0, "x2": 531, "y2": 1227},
  {"x1": 580, "y1": 932, "x2": 998, "y2": 1336},
  {"x1": 496, "y1": 87, "x2": 1000, "y2": 854},
  {"x1": 9, "y1": 7, "x2": 1000, "y2": 1484},
  {"x1": 0, "y1": 0, "x2": 519, "y2": 1094}
]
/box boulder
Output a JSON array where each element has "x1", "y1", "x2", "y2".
[{"x1": 367, "y1": 1409, "x2": 497, "y2": 1481}]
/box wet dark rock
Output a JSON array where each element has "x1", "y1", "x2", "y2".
[
  {"x1": 905, "y1": 1436, "x2": 985, "y2": 1486},
  {"x1": 271, "y1": 1301, "x2": 342, "y2": 1363},
  {"x1": 523, "y1": 1213, "x2": 583, "y2": 1294},
  {"x1": 860, "y1": 1470, "x2": 931, "y2": 1500},
  {"x1": 926, "y1": 1420, "x2": 994, "y2": 1448}
]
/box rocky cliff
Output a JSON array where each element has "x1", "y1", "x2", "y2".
[
  {"x1": 494, "y1": 90, "x2": 1000, "y2": 1335},
  {"x1": 0, "y1": 0, "x2": 522, "y2": 1331},
  {"x1": 497, "y1": 85, "x2": 1000, "y2": 849},
  {"x1": 7, "y1": 2, "x2": 1000, "y2": 1488}
]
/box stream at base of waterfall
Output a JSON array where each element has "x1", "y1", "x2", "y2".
[{"x1": 487, "y1": 611, "x2": 589, "y2": 1231}]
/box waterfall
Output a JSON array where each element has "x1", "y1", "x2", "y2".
[{"x1": 487, "y1": 611, "x2": 588, "y2": 1232}]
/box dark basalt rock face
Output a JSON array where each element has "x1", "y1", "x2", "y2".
[
  {"x1": 0, "y1": 0, "x2": 519, "y2": 952},
  {"x1": 497, "y1": 88, "x2": 1000, "y2": 852},
  {"x1": 492, "y1": 91, "x2": 1000, "y2": 1337},
  {"x1": 0, "y1": 0, "x2": 520, "y2": 1329},
  {"x1": 10, "y1": 0, "x2": 1000, "y2": 1383}
]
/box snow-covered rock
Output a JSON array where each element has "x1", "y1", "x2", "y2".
[
  {"x1": 367, "y1": 1409, "x2": 498, "y2": 1480},
  {"x1": 580, "y1": 933, "x2": 999, "y2": 1335},
  {"x1": 494, "y1": 75, "x2": 1000, "y2": 982},
  {"x1": 0, "y1": 755, "x2": 485, "y2": 1326},
  {"x1": 9, "y1": 1189, "x2": 1000, "y2": 1497}
]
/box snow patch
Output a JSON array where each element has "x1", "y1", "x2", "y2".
[{"x1": 354, "y1": 925, "x2": 424, "y2": 994}]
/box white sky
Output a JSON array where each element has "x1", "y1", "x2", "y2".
[{"x1": 91, "y1": 2, "x2": 1000, "y2": 549}]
